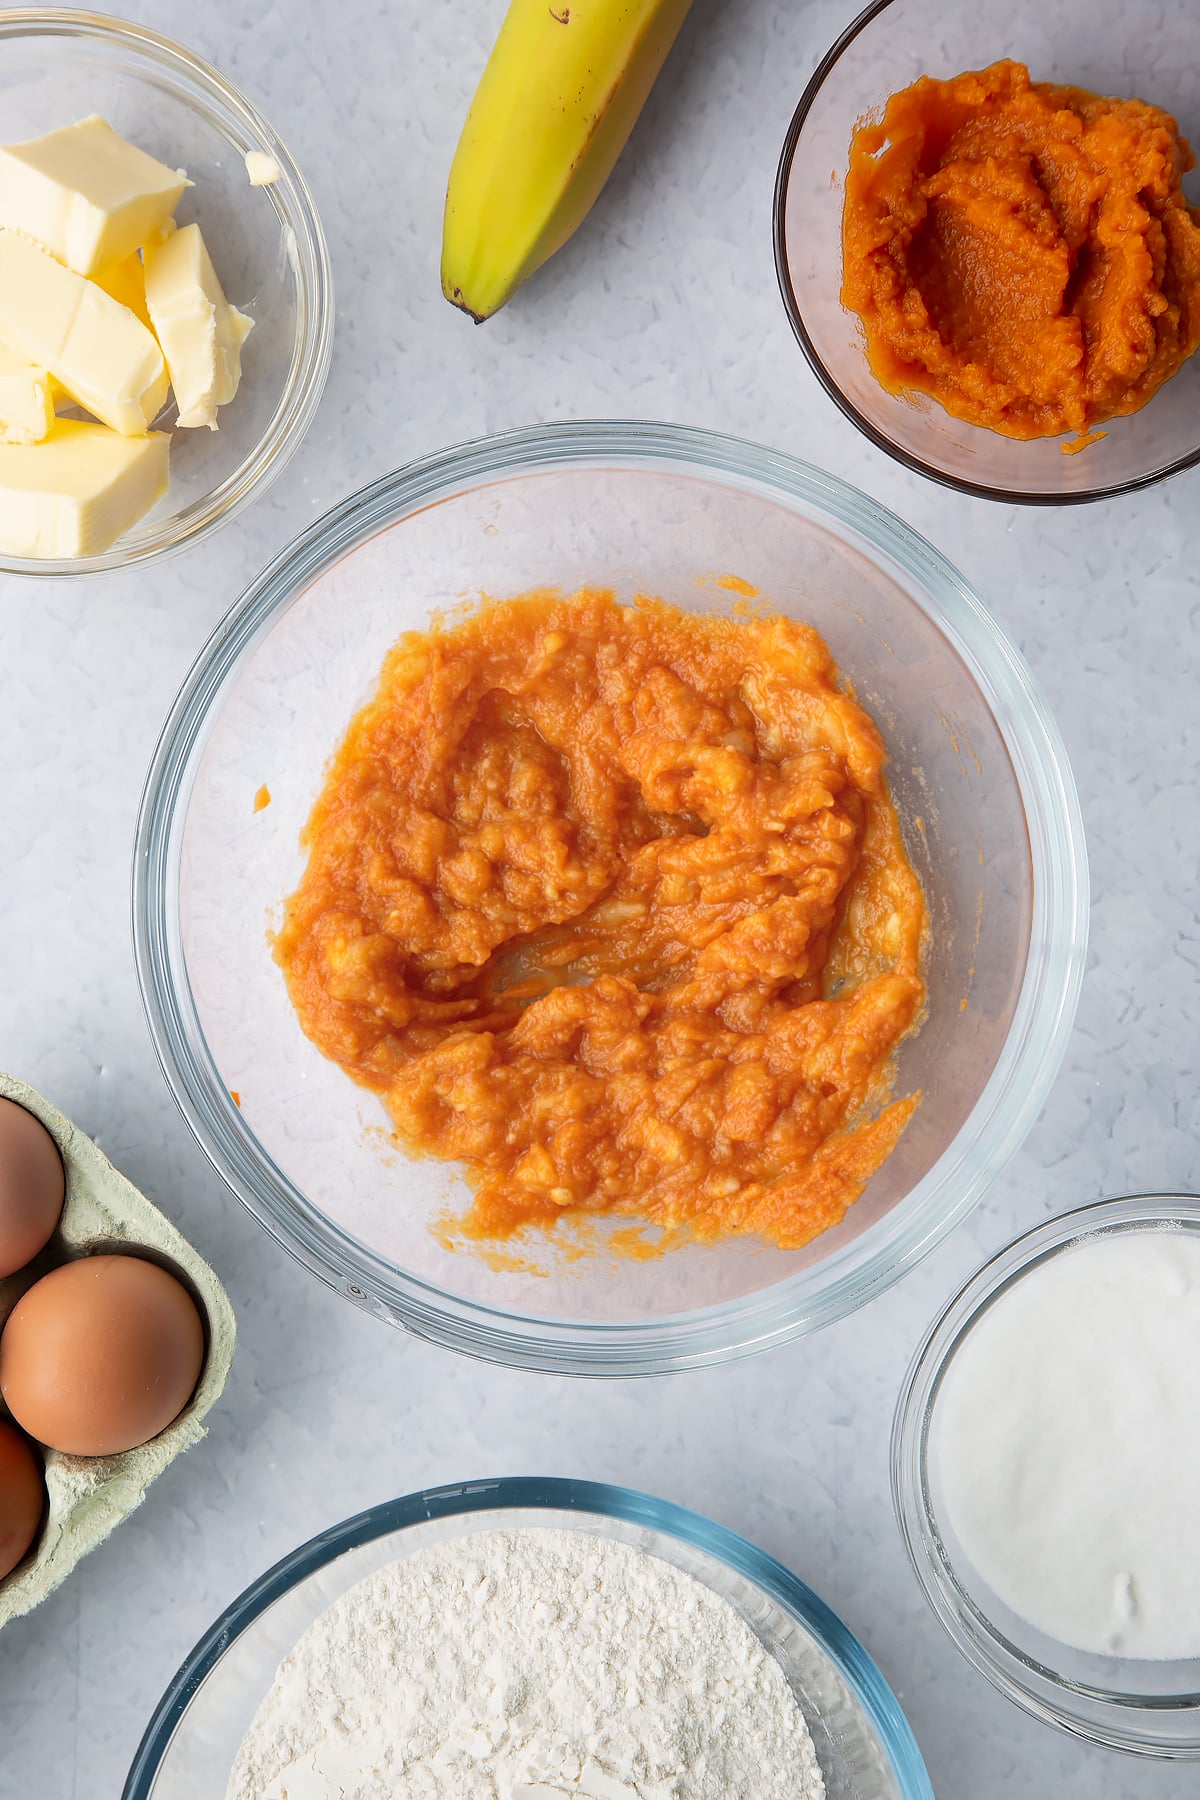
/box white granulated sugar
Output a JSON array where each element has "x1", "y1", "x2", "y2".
[
  {"x1": 936, "y1": 1229, "x2": 1200, "y2": 1659},
  {"x1": 228, "y1": 1527, "x2": 826, "y2": 1800}
]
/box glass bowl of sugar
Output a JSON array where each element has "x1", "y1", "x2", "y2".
[{"x1": 893, "y1": 1193, "x2": 1200, "y2": 1757}]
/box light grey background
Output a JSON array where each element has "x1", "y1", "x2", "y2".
[{"x1": 1, "y1": 1, "x2": 1196, "y2": 1795}]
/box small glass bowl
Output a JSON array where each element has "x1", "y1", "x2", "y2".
[
  {"x1": 0, "y1": 9, "x2": 333, "y2": 575},
  {"x1": 122, "y1": 1477, "x2": 934, "y2": 1800},
  {"x1": 892, "y1": 1194, "x2": 1200, "y2": 1757},
  {"x1": 133, "y1": 420, "x2": 1088, "y2": 1376},
  {"x1": 774, "y1": 0, "x2": 1200, "y2": 504}
]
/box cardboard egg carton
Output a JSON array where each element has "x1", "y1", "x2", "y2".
[{"x1": 0, "y1": 1071, "x2": 236, "y2": 1628}]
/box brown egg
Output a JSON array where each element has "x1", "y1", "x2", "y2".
[
  {"x1": 0, "y1": 1097, "x2": 65, "y2": 1278},
  {"x1": 0, "y1": 1254, "x2": 206, "y2": 1457},
  {"x1": 0, "y1": 1417, "x2": 45, "y2": 1580}
]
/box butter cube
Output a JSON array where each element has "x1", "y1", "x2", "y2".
[
  {"x1": 0, "y1": 114, "x2": 187, "y2": 276},
  {"x1": 93, "y1": 250, "x2": 153, "y2": 332},
  {"x1": 143, "y1": 222, "x2": 253, "y2": 429},
  {"x1": 0, "y1": 343, "x2": 54, "y2": 445},
  {"x1": 0, "y1": 229, "x2": 168, "y2": 435},
  {"x1": 0, "y1": 418, "x2": 169, "y2": 558},
  {"x1": 244, "y1": 150, "x2": 282, "y2": 187}
]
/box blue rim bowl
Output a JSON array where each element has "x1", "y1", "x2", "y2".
[{"x1": 124, "y1": 1476, "x2": 934, "y2": 1799}]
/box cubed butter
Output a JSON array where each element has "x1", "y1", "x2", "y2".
[
  {"x1": 93, "y1": 250, "x2": 153, "y2": 331},
  {"x1": 143, "y1": 222, "x2": 253, "y2": 429},
  {"x1": 244, "y1": 150, "x2": 282, "y2": 187},
  {"x1": 0, "y1": 114, "x2": 187, "y2": 276},
  {"x1": 0, "y1": 229, "x2": 168, "y2": 435},
  {"x1": 0, "y1": 418, "x2": 169, "y2": 557},
  {"x1": 0, "y1": 343, "x2": 54, "y2": 445}
]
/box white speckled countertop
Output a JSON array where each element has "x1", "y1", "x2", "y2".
[{"x1": 1, "y1": 1, "x2": 1196, "y2": 1794}]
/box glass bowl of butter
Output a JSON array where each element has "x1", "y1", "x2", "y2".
[{"x1": 0, "y1": 9, "x2": 333, "y2": 575}]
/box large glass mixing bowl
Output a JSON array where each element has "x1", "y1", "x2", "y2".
[
  {"x1": 123, "y1": 1478, "x2": 934, "y2": 1800},
  {"x1": 133, "y1": 421, "x2": 1087, "y2": 1374}
]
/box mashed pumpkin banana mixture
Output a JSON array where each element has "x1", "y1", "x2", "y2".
[
  {"x1": 842, "y1": 60, "x2": 1200, "y2": 443},
  {"x1": 275, "y1": 590, "x2": 927, "y2": 1252}
]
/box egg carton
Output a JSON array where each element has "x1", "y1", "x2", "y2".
[{"x1": 0, "y1": 1071, "x2": 236, "y2": 1628}]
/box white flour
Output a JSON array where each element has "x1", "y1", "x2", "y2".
[{"x1": 227, "y1": 1527, "x2": 826, "y2": 1800}]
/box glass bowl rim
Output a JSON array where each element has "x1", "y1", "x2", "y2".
[
  {"x1": 0, "y1": 5, "x2": 335, "y2": 578},
  {"x1": 771, "y1": 0, "x2": 1200, "y2": 507},
  {"x1": 131, "y1": 416, "x2": 1089, "y2": 1377},
  {"x1": 891, "y1": 1191, "x2": 1200, "y2": 1757},
  {"x1": 121, "y1": 1474, "x2": 935, "y2": 1800}
]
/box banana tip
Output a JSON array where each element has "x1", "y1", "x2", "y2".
[{"x1": 442, "y1": 281, "x2": 492, "y2": 324}]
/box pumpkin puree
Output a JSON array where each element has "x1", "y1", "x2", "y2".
[
  {"x1": 842, "y1": 60, "x2": 1200, "y2": 440},
  {"x1": 275, "y1": 590, "x2": 927, "y2": 1251}
]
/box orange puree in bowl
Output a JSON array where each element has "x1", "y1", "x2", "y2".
[
  {"x1": 275, "y1": 590, "x2": 927, "y2": 1251},
  {"x1": 842, "y1": 60, "x2": 1200, "y2": 440}
]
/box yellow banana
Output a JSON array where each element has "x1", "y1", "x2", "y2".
[{"x1": 442, "y1": 0, "x2": 695, "y2": 321}]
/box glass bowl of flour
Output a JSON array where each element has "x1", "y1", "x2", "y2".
[
  {"x1": 893, "y1": 1193, "x2": 1200, "y2": 1758},
  {"x1": 123, "y1": 1477, "x2": 933, "y2": 1800}
]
